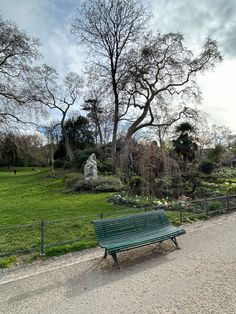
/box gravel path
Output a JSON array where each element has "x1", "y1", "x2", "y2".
[{"x1": 0, "y1": 212, "x2": 235, "y2": 314}]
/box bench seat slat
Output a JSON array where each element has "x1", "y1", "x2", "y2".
[{"x1": 100, "y1": 226, "x2": 185, "y2": 252}]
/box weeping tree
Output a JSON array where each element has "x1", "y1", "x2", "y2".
[{"x1": 118, "y1": 140, "x2": 182, "y2": 197}]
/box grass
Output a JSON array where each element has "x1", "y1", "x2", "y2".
[
  {"x1": 0, "y1": 167, "x2": 218, "y2": 267},
  {"x1": 0, "y1": 167, "x2": 129, "y2": 265},
  {"x1": 0, "y1": 255, "x2": 16, "y2": 268},
  {"x1": 0, "y1": 167, "x2": 125, "y2": 226}
]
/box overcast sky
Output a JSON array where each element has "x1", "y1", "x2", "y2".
[{"x1": 0, "y1": 0, "x2": 236, "y2": 131}]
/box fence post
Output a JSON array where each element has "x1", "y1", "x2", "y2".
[
  {"x1": 226, "y1": 196, "x2": 230, "y2": 211},
  {"x1": 40, "y1": 221, "x2": 45, "y2": 256},
  {"x1": 179, "y1": 203, "x2": 183, "y2": 224},
  {"x1": 100, "y1": 213, "x2": 104, "y2": 219},
  {"x1": 205, "y1": 198, "x2": 208, "y2": 216}
]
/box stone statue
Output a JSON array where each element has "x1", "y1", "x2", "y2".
[{"x1": 84, "y1": 153, "x2": 98, "y2": 181}]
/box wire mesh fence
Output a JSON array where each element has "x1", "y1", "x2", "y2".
[{"x1": 0, "y1": 195, "x2": 236, "y2": 259}]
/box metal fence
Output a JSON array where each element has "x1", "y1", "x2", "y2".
[
  {"x1": 0, "y1": 209, "x2": 141, "y2": 258},
  {"x1": 179, "y1": 194, "x2": 236, "y2": 223},
  {"x1": 0, "y1": 195, "x2": 236, "y2": 259}
]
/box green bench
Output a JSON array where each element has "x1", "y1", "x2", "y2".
[{"x1": 92, "y1": 210, "x2": 186, "y2": 269}]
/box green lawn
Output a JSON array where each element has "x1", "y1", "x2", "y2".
[
  {"x1": 0, "y1": 167, "x2": 195, "y2": 265},
  {"x1": 0, "y1": 167, "x2": 131, "y2": 262},
  {"x1": 0, "y1": 167, "x2": 124, "y2": 226}
]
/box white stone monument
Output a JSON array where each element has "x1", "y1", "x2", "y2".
[{"x1": 84, "y1": 153, "x2": 98, "y2": 181}]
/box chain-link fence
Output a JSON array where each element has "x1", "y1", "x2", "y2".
[{"x1": 1, "y1": 195, "x2": 236, "y2": 258}]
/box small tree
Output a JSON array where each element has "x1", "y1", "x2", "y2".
[
  {"x1": 83, "y1": 98, "x2": 104, "y2": 146},
  {"x1": 64, "y1": 116, "x2": 95, "y2": 151},
  {"x1": 44, "y1": 122, "x2": 61, "y2": 172},
  {"x1": 32, "y1": 65, "x2": 83, "y2": 161},
  {"x1": 53, "y1": 116, "x2": 95, "y2": 164},
  {"x1": 207, "y1": 144, "x2": 225, "y2": 164},
  {"x1": 173, "y1": 122, "x2": 198, "y2": 163},
  {"x1": 1, "y1": 134, "x2": 19, "y2": 166}
]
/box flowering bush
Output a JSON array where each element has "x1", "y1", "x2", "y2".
[{"x1": 107, "y1": 192, "x2": 178, "y2": 209}]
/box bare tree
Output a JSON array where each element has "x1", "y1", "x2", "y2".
[
  {"x1": 31, "y1": 65, "x2": 83, "y2": 161},
  {"x1": 122, "y1": 33, "x2": 222, "y2": 145},
  {"x1": 0, "y1": 15, "x2": 44, "y2": 129},
  {"x1": 148, "y1": 101, "x2": 202, "y2": 147},
  {"x1": 44, "y1": 122, "x2": 61, "y2": 171},
  {"x1": 210, "y1": 124, "x2": 232, "y2": 147},
  {"x1": 72, "y1": 0, "x2": 149, "y2": 173},
  {"x1": 83, "y1": 73, "x2": 114, "y2": 146}
]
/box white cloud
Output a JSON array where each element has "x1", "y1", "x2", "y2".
[
  {"x1": 198, "y1": 60, "x2": 236, "y2": 132},
  {"x1": 0, "y1": 0, "x2": 85, "y2": 75}
]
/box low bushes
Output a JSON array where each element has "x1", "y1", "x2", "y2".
[
  {"x1": 64, "y1": 175, "x2": 124, "y2": 193},
  {"x1": 107, "y1": 192, "x2": 176, "y2": 209},
  {"x1": 199, "y1": 160, "x2": 215, "y2": 174},
  {"x1": 208, "y1": 200, "x2": 223, "y2": 212}
]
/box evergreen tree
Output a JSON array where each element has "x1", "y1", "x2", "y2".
[{"x1": 173, "y1": 122, "x2": 198, "y2": 162}]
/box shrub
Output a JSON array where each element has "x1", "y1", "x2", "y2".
[
  {"x1": 64, "y1": 173, "x2": 83, "y2": 186},
  {"x1": 129, "y1": 176, "x2": 144, "y2": 195},
  {"x1": 63, "y1": 160, "x2": 75, "y2": 169},
  {"x1": 199, "y1": 160, "x2": 215, "y2": 175},
  {"x1": 97, "y1": 160, "x2": 112, "y2": 174},
  {"x1": 75, "y1": 147, "x2": 105, "y2": 170},
  {"x1": 64, "y1": 176, "x2": 124, "y2": 193},
  {"x1": 54, "y1": 159, "x2": 64, "y2": 168},
  {"x1": 208, "y1": 201, "x2": 222, "y2": 212}
]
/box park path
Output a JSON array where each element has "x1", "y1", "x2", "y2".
[{"x1": 0, "y1": 212, "x2": 235, "y2": 314}]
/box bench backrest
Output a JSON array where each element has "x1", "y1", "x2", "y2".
[{"x1": 92, "y1": 210, "x2": 170, "y2": 242}]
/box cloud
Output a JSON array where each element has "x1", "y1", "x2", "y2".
[
  {"x1": 0, "y1": 0, "x2": 85, "y2": 75},
  {"x1": 149, "y1": 0, "x2": 236, "y2": 58},
  {"x1": 198, "y1": 59, "x2": 236, "y2": 131}
]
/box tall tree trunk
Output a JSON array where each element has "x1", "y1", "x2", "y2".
[
  {"x1": 111, "y1": 75, "x2": 119, "y2": 174},
  {"x1": 111, "y1": 108, "x2": 119, "y2": 174},
  {"x1": 62, "y1": 126, "x2": 74, "y2": 162},
  {"x1": 111, "y1": 69, "x2": 119, "y2": 174},
  {"x1": 64, "y1": 132, "x2": 74, "y2": 161},
  {"x1": 97, "y1": 122, "x2": 103, "y2": 146}
]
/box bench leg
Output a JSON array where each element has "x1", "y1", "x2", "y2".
[
  {"x1": 103, "y1": 249, "x2": 107, "y2": 259},
  {"x1": 111, "y1": 252, "x2": 120, "y2": 269},
  {"x1": 171, "y1": 237, "x2": 180, "y2": 250}
]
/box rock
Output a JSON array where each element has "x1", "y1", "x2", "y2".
[{"x1": 84, "y1": 153, "x2": 98, "y2": 181}]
